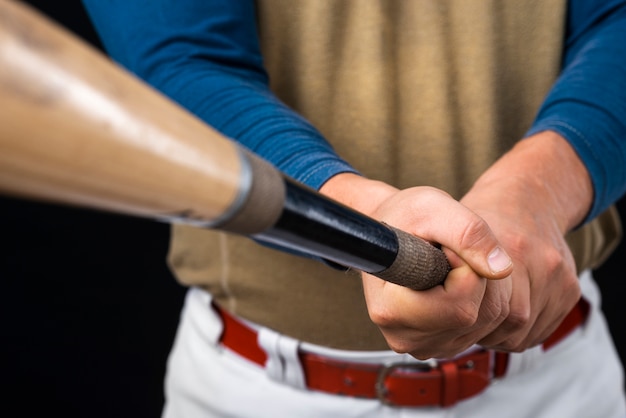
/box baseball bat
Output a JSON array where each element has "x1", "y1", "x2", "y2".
[{"x1": 0, "y1": 0, "x2": 450, "y2": 290}]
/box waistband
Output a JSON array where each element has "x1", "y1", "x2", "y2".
[{"x1": 214, "y1": 297, "x2": 590, "y2": 407}]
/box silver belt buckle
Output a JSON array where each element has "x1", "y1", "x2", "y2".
[{"x1": 375, "y1": 359, "x2": 437, "y2": 405}]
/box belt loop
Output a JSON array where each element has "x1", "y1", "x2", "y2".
[
  {"x1": 258, "y1": 329, "x2": 283, "y2": 382},
  {"x1": 440, "y1": 362, "x2": 459, "y2": 407},
  {"x1": 193, "y1": 290, "x2": 223, "y2": 346},
  {"x1": 493, "y1": 352, "x2": 509, "y2": 378},
  {"x1": 258, "y1": 328, "x2": 306, "y2": 390}
]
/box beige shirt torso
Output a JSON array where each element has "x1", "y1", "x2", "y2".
[{"x1": 167, "y1": 0, "x2": 621, "y2": 350}]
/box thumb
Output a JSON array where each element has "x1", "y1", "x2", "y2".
[
  {"x1": 444, "y1": 244, "x2": 512, "y2": 280},
  {"x1": 407, "y1": 197, "x2": 513, "y2": 280},
  {"x1": 438, "y1": 215, "x2": 513, "y2": 280}
]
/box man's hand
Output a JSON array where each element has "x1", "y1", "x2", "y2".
[
  {"x1": 321, "y1": 173, "x2": 514, "y2": 359},
  {"x1": 321, "y1": 131, "x2": 592, "y2": 359},
  {"x1": 359, "y1": 187, "x2": 514, "y2": 359},
  {"x1": 461, "y1": 131, "x2": 593, "y2": 352}
]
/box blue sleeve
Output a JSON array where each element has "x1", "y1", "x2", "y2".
[
  {"x1": 80, "y1": 0, "x2": 357, "y2": 190},
  {"x1": 527, "y1": 0, "x2": 626, "y2": 222}
]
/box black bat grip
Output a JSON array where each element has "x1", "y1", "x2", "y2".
[
  {"x1": 220, "y1": 150, "x2": 451, "y2": 291},
  {"x1": 372, "y1": 226, "x2": 451, "y2": 290}
]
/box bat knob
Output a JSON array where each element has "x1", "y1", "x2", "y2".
[{"x1": 373, "y1": 226, "x2": 451, "y2": 290}]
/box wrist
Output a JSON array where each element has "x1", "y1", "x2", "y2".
[
  {"x1": 472, "y1": 131, "x2": 593, "y2": 232},
  {"x1": 318, "y1": 172, "x2": 398, "y2": 217}
]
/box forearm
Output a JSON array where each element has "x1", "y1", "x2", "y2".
[
  {"x1": 82, "y1": 0, "x2": 356, "y2": 190},
  {"x1": 472, "y1": 131, "x2": 593, "y2": 234},
  {"x1": 147, "y1": 68, "x2": 357, "y2": 189},
  {"x1": 527, "y1": 0, "x2": 626, "y2": 221}
]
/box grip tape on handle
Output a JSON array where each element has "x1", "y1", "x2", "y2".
[{"x1": 374, "y1": 226, "x2": 451, "y2": 290}]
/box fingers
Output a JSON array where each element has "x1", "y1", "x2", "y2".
[
  {"x1": 374, "y1": 187, "x2": 513, "y2": 280},
  {"x1": 361, "y1": 186, "x2": 518, "y2": 358},
  {"x1": 363, "y1": 265, "x2": 508, "y2": 358},
  {"x1": 477, "y1": 274, "x2": 531, "y2": 349},
  {"x1": 363, "y1": 265, "x2": 484, "y2": 331},
  {"x1": 476, "y1": 253, "x2": 581, "y2": 352}
]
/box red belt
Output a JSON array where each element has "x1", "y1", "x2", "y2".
[{"x1": 215, "y1": 298, "x2": 589, "y2": 407}]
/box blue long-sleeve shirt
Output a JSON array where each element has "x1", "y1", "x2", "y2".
[{"x1": 82, "y1": 0, "x2": 626, "y2": 222}]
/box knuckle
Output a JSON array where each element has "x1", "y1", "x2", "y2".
[
  {"x1": 422, "y1": 186, "x2": 453, "y2": 200},
  {"x1": 457, "y1": 216, "x2": 492, "y2": 249},
  {"x1": 542, "y1": 246, "x2": 566, "y2": 274},
  {"x1": 502, "y1": 233, "x2": 530, "y2": 259},
  {"x1": 482, "y1": 299, "x2": 510, "y2": 326},
  {"x1": 451, "y1": 301, "x2": 480, "y2": 328},
  {"x1": 368, "y1": 305, "x2": 394, "y2": 328},
  {"x1": 506, "y1": 308, "x2": 531, "y2": 331}
]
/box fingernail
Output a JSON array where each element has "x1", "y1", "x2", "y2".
[{"x1": 487, "y1": 247, "x2": 512, "y2": 273}]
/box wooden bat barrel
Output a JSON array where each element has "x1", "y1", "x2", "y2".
[
  {"x1": 0, "y1": 0, "x2": 246, "y2": 227},
  {"x1": 0, "y1": 0, "x2": 450, "y2": 290}
]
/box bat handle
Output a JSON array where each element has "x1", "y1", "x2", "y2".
[
  {"x1": 220, "y1": 150, "x2": 451, "y2": 291},
  {"x1": 373, "y1": 225, "x2": 451, "y2": 290}
]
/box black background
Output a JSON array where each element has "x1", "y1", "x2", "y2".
[{"x1": 2, "y1": 2, "x2": 624, "y2": 417}]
